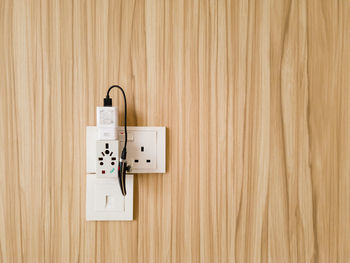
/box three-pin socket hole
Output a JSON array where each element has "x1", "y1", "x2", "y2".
[{"x1": 138, "y1": 147, "x2": 151, "y2": 163}]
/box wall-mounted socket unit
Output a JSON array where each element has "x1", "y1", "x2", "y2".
[
  {"x1": 87, "y1": 126, "x2": 166, "y2": 174},
  {"x1": 87, "y1": 87, "x2": 166, "y2": 221},
  {"x1": 86, "y1": 125, "x2": 166, "y2": 221},
  {"x1": 118, "y1": 126, "x2": 166, "y2": 173}
]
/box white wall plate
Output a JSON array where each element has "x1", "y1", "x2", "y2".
[
  {"x1": 86, "y1": 125, "x2": 165, "y2": 221},
  {"x1": 87, "y1": 126, "x2": 166, "y2": 174},
  {"x1": 86, "y1": 174, "x2": 133, "y2": 221},
  {"x1": 118, "y1": 126, "x2": 166, "y2": 173}
]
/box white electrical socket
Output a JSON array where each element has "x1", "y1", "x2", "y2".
[
  {"x1": 87, "y1": 126, "x2": 166, "y2": 174},
  {"x1": 118, "y1": 126, "x2": 166, "y2": 173},
  {"x1": 86, "y1": 174, "x2": 133, "y2": 221},
  {"x1": 96, "y1": 140, "x2": 119, "y2": 178}
]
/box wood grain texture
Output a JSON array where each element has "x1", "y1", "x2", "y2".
[{"x1": 0, "y1": 0, "x2": 349, "y2": 262}]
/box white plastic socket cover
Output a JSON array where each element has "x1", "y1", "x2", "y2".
[
  {"x1": 86, "y1": 174, "x2": 133, "y2": 221},
  {"x1": 86, "y1": 125, "x2": 165, "y2": 221},
  {"x1": 86, "y1": 126, "x2": 166, "y2": 174},
  {"x1": 118, "y1": 126, "x2": 166, "y2": 173}
]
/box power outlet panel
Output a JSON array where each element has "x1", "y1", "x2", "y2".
[
  {"x1": 87, "y1": 126, "x2": 166, "y2": 174},
  {"x1": 118, "y1": 129, "x2": 156, "y2": 170},
  {"x1": 86, "y1": 125, "x2": 165, "y2": 221},
  {"x1": 96, "y1": 140, "x2": 119, "y2": 178},
  {"x1": 118, "y1": 126, "x2": 166, "y2": 173}
]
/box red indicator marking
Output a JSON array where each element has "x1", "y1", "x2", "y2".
[{"x1": 102, "y1": 170, "x2": 105, "y2": 174}]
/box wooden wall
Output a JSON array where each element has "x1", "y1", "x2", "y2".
[{"x1": 1, "y1": 0, "x2": 350, "y2": 262}]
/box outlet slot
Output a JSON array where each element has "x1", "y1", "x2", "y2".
[
  {"x1": 141, "y1": 146, "x2": 144, "y2": 152},
  {"x1": 134, "y1": 159, "x2": 139, "y2": 163},
  {"x1": 146, "y1": 160, "x2": 151, "y2": 163}
]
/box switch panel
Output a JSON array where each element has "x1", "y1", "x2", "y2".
[{"x1": 86, "y1": 174, "x2": 133, "y2": 221}]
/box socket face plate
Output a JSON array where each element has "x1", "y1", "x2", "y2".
[
  {"x1": 118, "y1": 126, "x2": 166, "y2": 173},
  {"x1": 118, "y1": 130, "x2": 156, "y2": 171},
  {"x1": 87, "y1": 126, "x2": 166, "y2": 174},
  {"x1": 96, "y1": 140, "x2": 119, "y2": 178}
]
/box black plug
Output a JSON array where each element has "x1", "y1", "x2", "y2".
[
  {"x1": 103, "y1": 95, "x2": 112, "y2": 106},
  {"x1": 118, "y1": 160, "x2": 127, "y2": 196},
  {"x1": 118, "y1": 147, "x2": 127, "y2": 196}
]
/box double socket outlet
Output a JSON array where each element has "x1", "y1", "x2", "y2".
[
  {"x1": 86, "y1": 126, "x2": 166, "y2": 221},
  {"x1": 87, "y1": 126, "x2": 166, "y2": 174}
]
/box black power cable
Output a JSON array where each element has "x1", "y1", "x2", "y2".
[{"x1": 104, "y1": 85, "x2": 128, "y2": 195}]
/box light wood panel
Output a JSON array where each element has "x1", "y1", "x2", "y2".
[{"x1": 0, "y1": 0, "x2": 350, "y2": 262}]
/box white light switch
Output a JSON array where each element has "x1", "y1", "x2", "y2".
[{"x1": 86, "y1": 174, "x2": 133, "y2": 221}]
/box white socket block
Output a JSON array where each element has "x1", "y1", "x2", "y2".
[
  {"x1": 86, "y1": 125, "x2": 166, "y2": 221},
  {"x1": 87, "y1": 126, "x2": 166, "y2": 174},
  {"x1": 86, "y1": 174, "x2": 133, "y2": 221},
  {"x1": 118, "y1": 127, "x2": 166, "y2": 173}
]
